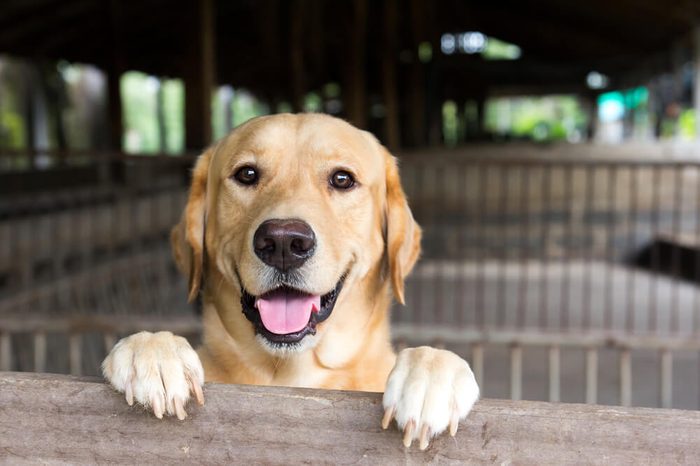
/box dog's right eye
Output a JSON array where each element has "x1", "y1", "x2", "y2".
[{"x1": 232, "y1": 166, "x2": 259, "y2": 186}]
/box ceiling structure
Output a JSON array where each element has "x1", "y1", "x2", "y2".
[
  {"x1": 0, "y1": 0, "x2": 698, "y2": 98},
  {"x1": 1, "y1": 0, "x2": 699, "y2": 149}
]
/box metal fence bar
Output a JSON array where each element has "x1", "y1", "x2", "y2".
[
  {"x1": 585, "y1": 347, "x2": 598, "y2": 404},
  {"x1": 510, "y1": 344, "x2": 522, "y2": 401},
  {"x1": 68, "y1": 333, "x2": 82, "y2": 376},
  {"x1": 471, "y1": 343, "x2": 484, "y2": 389},
  {"x1": 620, "y1": 349, "x2": 632, "y2": 407},
  {"x1": 548, "y1": 345, "x2": 560, "y2": 402},
  {"x1": 660, "y1": 349, "x2": 673, "y2": 409},
  {"x1": 0, "y1": 332, "x2": 11, "y2": 371},
  {"x1": 33, "y1": 332, "x2": 46, "y2": 372}
]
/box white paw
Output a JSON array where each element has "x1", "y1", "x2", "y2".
[
  {"x1": 102, "y1": 331, "x2": 205, "y2": 420},
  {"x1": 382, "y1": 346, "x2": 479, "y2": 450}
]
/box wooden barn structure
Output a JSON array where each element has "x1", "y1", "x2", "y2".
[
  {"x1": 3, "y1": 2, "x2": 700, "y2": 462},
  {"x1": 0, "y1": 0, "x2": 700, "y2": 154}
]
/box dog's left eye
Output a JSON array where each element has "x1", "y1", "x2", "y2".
[{"x1": 330, "y1": 170, "x2": 355, "y2": 190}]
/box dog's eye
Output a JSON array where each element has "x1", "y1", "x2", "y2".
[
  {"x1": 233, "y1": 166, "x2": 259, "y2": 186},
  {"x1": 330, "y1": 170, "x2": 355, "y2": 190}
]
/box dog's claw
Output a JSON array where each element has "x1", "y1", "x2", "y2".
[
  {"x1": 174, "y1": 397, "x2": 187, "y2": 420},
  {"x1": 419, "y1": 424, "x2": 430, "y2": 450},
  {"x1": 151, "y1": 394, "x2": 164, "y2": 419},
  {"x1": 403, "y1": 419, "x2": 415, "y2": 448},
  {"x1": 381, "y1": 406, "x2": 395, "y2": 430},
  {"x1": 125, "y1": 381, "x2": 134, "y2": 406},
  {"x1": 194, "y1": 382, "x2": 205, "y2": 406},
  {"x1": 449, "y1": 412, "x2": 459, "y2": 436}
]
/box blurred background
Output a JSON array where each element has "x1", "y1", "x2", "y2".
[{"x1": 2, "y1": 0, "x2": 700, "y2": 411}]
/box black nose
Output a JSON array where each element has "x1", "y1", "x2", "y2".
[{"x1": 253, "y1": 219, "x2": 316, "y2": 272}]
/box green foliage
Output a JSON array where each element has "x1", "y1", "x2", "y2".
[
  {"x1": 442, "y1": 100, "x2": 459, "y2": 147},
  {"x1": 121, "y1": 71, "x2": 160, "y2": 153},
  {"x1": 482, "y1": 37, "x2": 521, "y2": 60},
  {"x1": 484, "y1": 95, "x2": 587, "y2": 142},
  {"x1": 679, "y1": 109, "x2": 696, "y2": 139},
  {"x1": 161, "y1": 79, "x2": 184, "y2": 153}
]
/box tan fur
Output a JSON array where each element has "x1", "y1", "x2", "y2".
[{"x1": 171, "y1": 113, "x2": 421, "y2": 391}]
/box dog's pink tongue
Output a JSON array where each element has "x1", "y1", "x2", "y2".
[{"x1": 255, "y1": 290, "x2": 320, "y2": 334}]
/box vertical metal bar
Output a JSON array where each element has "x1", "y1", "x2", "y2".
[
  {"x1": 33, "y1": 332, "x2": 46, "y2": 372},
  {"x1": 517, "y1": 165, "x2": 530, "y2": 329},
  {"x1": 539, "y1": 164, "x2": 551, "y2": 329},
  {"x1": 475, "y1": 164, "x2": 486, "y2": 329},
  {"x1": 471, "y1": 343, "x2": 484, "y2": 390},
  {"x1": 582, "y1": 165, "x2": 594, "y2": 330},
  {"x1": 670, "y1": 166, "x2": 683, "y2": 334},
  {"x1": 433, "y1": 165, "x2": 445, "y2": 326},
  {"x1": 649, "y1": 167, "x2": 661, "y2": 333},
  {"x1": 695, "y1": 168, "x2": 700, "y2": 335},
  {"x1": 585, "y1": 347, "x2": 598, "y2": 404},
  {"x1": 69, "y1": 333, "x2": 82, "y2": 376},
  {"x1": 619, "y1": 349, "x2": 632, "y2": 407},
  {"x1": 604, "y1": 166, "x2": 618, "y2": 330},
  {"x1": 455, "y1": 163, "x2": 469, "y2": 327},
  {"x1": 510, "y1": 344, "x2": 522, "y2": 401},
  {"x1": 548, "y1": 345, "x2": 560, "y2": 402},
  {"x1": 0, "y1": 332, "x2": 11, "y2": 371},
  {"x1": 415, "y1": 163, "x2": 426, "y2": 325},
  {"x1": 626, "y1": 167, "x2": 639, "y2": 333},
  {"x1": 561, "y1": 166, "x2": 573, "y2": 330},
  {"x1": 660, "y1": 349, "x2": 673, "y2": 409},
  {"x1": 497, "y1": 167, "x2": 509, "y2": 328}
]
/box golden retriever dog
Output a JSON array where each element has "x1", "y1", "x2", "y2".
[{"x1": 102, "y1": 113, "x2": 479, "y2": 450}]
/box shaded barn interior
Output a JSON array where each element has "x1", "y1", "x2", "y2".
[{"x1": 2, "y1": 0, "x2": 700, "y2": 410}]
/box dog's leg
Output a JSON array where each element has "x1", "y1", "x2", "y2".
[
  {"x1": 102, "y1": 331, "x2": 205, "y2": 419},
  {"x1": 381, "y1": 346, "x2": 479, "y2": 450}
]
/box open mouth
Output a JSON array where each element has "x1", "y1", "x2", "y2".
[{"x1": 241, "y1": 276, "x2": 345, "y2": 345}]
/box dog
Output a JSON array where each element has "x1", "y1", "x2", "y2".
[{"x1": 102, "y1": 113, "x2": 479, "y2": 450}]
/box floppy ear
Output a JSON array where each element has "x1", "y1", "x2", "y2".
[
  {"x1": 171, "y1": 148, "x2": 213, "y2": 302},
  {"x1": 384, "y1": 150, "x2": 422, "y2": 304}
]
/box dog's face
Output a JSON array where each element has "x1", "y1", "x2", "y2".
[{"x1": 172, "y1": 114, "x2": 420, "y2": 356}]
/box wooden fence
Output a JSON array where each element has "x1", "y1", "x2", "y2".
[
  {"x1": 1, "y1": 315, "x2": 699, "y2": 409},
  {"x1": 1, "y1": 372, "x2": 699, "y2": 464}
]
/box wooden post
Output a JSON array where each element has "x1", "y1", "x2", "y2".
[
  {"x1": 184, "y1": 0, "x2": 216, "y2": 150},
  {"x1": 408, "y1": 0, "x2": 426, "y2": 147},
  {"x1": 345, "y1": 0, "x2": 367, "y2": 129},
  {"x1": 107, "y1": 0, "x2": 125, "y2": 152},
  {"x1": 290, "y1": 0, "x2": 305, "y2": 112},
  {"x1": 382, "y1": 0, "x2": 400, "y2": 150},
  {"x1": 694, "y1": 26, "x2": 700, "y2": 139}
]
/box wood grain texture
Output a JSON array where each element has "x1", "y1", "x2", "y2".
[{"x1": 1, "y1": 372, "x2": 699, "y2": 465}]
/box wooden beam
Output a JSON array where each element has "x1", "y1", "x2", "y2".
[
  {"x1": 2, "y1": 372, "x2": 700, "y2": 463},
  {"x1": 345, "y1": 0, "x2": 367, "y2": 129},
  {"x1": 184, "y1": 0, "x2": 216, "y2": 150},
  {"x1": 289, "y1": 0, "x2": 306, "y2": 112},
  {"x1": 381, "y1": 0, "x2": 400, "y2": 150}
]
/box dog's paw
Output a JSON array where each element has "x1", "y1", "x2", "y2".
[
  {"x1": 381, "y1": 346, "x2": 479, "y2": 450},
  {"x1": 102, "y1": 331, "x2": 205, "y2": 420}
]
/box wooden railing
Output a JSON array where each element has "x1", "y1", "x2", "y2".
[
  {"x1": 1, "y1": 315, "x2": 699, "y2": 410},
  {"x1": 1, "y1": 372, "x2": 699, "y2": 464}
]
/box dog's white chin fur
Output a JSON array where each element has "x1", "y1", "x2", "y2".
[{"x1": 255, "y1": 332, "x2": 319, "y2": 357}]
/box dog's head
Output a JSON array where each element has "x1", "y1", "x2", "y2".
[{"x1": 172, "y1": 114, "x2": 420, "y2": 355}]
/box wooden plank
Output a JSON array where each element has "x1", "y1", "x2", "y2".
[{"x1": 2, "y1": 372, "x2": 700, "y2": 464}]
